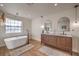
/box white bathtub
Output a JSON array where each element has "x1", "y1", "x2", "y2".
[{"x1": 4, "y1": 36, "x2": 28, "y2": 49}]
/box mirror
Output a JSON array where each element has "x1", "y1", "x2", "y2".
[
  {"x1": 58, "y1": 17, "x2": 70, "y2": 32},
  {"x1": 43, "y1": 20, "x2": 52, "y2": 34}
]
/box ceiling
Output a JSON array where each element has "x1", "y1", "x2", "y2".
[{"x1": 0, "y1": 3, "x2": 78, "y2": 19}]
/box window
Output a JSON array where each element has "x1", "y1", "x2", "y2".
[{"x1": 5, "y1": 18, "x2": 22, "y2": 33}]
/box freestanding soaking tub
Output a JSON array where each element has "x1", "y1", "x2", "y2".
[{"x1": 4, "y1": 36, "x2": 28, "y2": 49}]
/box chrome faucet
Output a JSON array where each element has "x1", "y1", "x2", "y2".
[{"x1": 63, "y1": 31, "x2": 64, "y2": 35}]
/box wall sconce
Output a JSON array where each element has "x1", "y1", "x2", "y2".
[
  {"x1": 54, "y1": 3, "x2": 58, "y2": 6},
  {"x1": 41, "y1": 25, "x2": 44, "y2": 29},
  {"x1": 73, "y1": 21, "x2": 79, "y2": 27},
  {"x1": 41, "y1": 25, "x2": 44, "y2": 34}
]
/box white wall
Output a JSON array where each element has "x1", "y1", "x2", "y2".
[
  {"x1": 0, "y1": 13, "x2": 32, "y2": 47},
  {"x1": 32, "y1": 18, "x2": 42, "y2": 41},
  {"x1": 32, "y1": 7, "x2": 79, "y2": 53}
]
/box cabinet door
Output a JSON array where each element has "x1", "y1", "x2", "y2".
[
  {"x1": 57, "y1": 36, "x2": 66, "y2": 50},
  {"x1": 65, "y1": 37, "x2": 72, "y2": 52},
  {"x1": 41, "y1": 34, "x2": 45, "y2": 43},
  {"x1": 48, "y1": 35, "x2": 57, "y2": 47},
  {"x1": 41, "y1": 34, "x2": 48, "y2": 43}
]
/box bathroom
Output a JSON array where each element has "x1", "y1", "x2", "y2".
[{"x1": 0, "y1": 3, "x2": 79, "y2": 56}]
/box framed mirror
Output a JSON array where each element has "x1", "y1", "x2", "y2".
[
  {"x1": 44, "y1": 20, "x2": 52, "y2": 33},
  {"x1": 58, "y1": 17, "x2": 70, "y2": 32}
]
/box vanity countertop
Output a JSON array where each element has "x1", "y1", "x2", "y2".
[{"x1": 42, "y1": 33, "x2": 72, "y2": 37}]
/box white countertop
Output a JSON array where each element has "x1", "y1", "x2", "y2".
[
  {"x1": 43, "y1": 32, "x2": 72, "y2": 37},
  {"x1": 47, "y1": 34, "x2": 72, "y2": 37}
]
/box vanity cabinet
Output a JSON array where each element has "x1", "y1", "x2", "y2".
[{"x1": 41, "y1": 34, "x2": 72, "y2": 54}]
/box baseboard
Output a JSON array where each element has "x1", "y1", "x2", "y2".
[
  {"x1": 32, "y1": 37, "x2": 41, "y2": 42},
  {"x1": 72, "y1": 51, "x2": 79, "y2": 56},
  {"x1": 31, "y1": 38, "x2": 41, "y2": 42}
]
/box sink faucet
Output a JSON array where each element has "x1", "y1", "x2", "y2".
[
  {"x1": 63, "y1": 31, "x2": 65, "y2": 35},
  {"x1": 62, "y1": 31, "x2": 66, "y2": 35}
]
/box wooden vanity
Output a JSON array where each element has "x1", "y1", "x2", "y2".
[{"x1": 41, "y1": 34, "x2": 72, "y2": 54}]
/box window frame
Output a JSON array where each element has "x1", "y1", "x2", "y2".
[{"x1": 5, "y1": 18, "x2": 22, "y2": 33}]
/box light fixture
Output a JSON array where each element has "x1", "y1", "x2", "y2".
[
  {"x1": 41, "y1": 25, "x2": 44, "y2": 29},
  {"x1": 26, "y1": 3, "x2": 34, "y2": 6},
  {"x1": 40, "y1": 16, "x2": 43, "y2": 18},
  {"x1": 40, "y1": 16, "x2": 44, "y2": 29},
  {"x1": 15, "y1": 12, "x2": 19, "y2": 17},
  {"x1": 16, "y1": 12, "x2": 19, "y2": 16},
  {"x1": 74, "y1": 5, "x2": 79, "y2": 23},
  {"x1": 0, "y1": 4, "x2": 4, "y2": 7},
  {"x1": 73, "y1": 22, "x2": 79, "y2": 27},
  {"x1": 54, "y1": 3, "x2": 58, "y2": 6}
]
